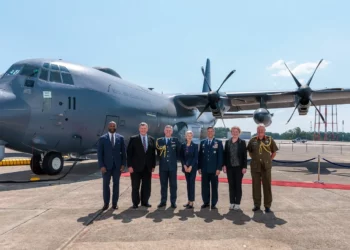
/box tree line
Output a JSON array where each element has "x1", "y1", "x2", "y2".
[{"x1": 214, "y1": 127, "x2": 350, "y2": 141}]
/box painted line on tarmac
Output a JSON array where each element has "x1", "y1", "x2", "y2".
[{"x1": 121, "y1": 172, "x2": 350, "y2": 190}]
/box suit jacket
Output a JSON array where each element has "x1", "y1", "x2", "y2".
[
  {"x1": 223, "y1": 138, "x2": 247, "y2": 168},
  {"x1": 198, "y1": 138, "x2": 223, "y2": 174},
  {"x1": 97, "y1": 133, "x2": 126, "y2": 170},
  {"x1": 156, "y1": 137, "x2": 181, "y2": 171},
  {"x1": 127, "y1": 134, "x2": 156, "y2": 172},
  {"x1": 180, "y1": 142, "x2": 198, "y2": 172}
]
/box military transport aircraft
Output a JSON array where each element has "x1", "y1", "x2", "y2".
[{"x1": 0, "y1": 58, "x2": 349, "y2": 176}]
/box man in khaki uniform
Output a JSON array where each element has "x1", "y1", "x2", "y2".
[{"x1": 247, "y1": 124, "x2": 278, "y2": 213}]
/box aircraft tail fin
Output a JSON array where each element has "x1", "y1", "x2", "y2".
[{"x1": 202, "y1": 58, "x2": 211, "y2": 92}]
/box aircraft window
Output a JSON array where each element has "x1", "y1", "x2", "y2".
[
  {"x1": 59, "y1": 65, "x2": 69, "y2": 73},
  {"x1": 39, "y1": 69, "x2": 49, "y2": 81},
  {"x1": 49, "y1": 71, "x2": 62, "y2": 83},
  {"x1": 50, "y1": 64, "x2": 59, "y2": 71},
  {"x1": 20, "y1": 65, "x2": 39, "y2": 78},
  {"x1": 43, "y1": 63, "x2": 50, "y2": 69},
  {"x1": 61, "y1": 73, "x2": 74, "y2": 85},
  {"x1": 4, "y1": 64, "x2": 23, "y2": 76}
]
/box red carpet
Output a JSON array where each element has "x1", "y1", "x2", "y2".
[{"x1": 121, "y1": 172, "x2": 350, "y2": 190}]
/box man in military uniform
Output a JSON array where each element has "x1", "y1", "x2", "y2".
[
  {"x1": 198, "y1": 126, "x2": 223, "y2": 209},
  {"x1": 156, "y1": 125, "x2": 181, "y2": 208},
  {"x1": 247, "y1": 124, "x2": 278, "y2": 213}
]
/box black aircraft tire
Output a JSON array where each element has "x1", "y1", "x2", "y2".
[
  {"x1": 42, "y1": 152, "x2": 64, "y2": 175},
  {"x1": 30, "y1": 154, "x2": 45, "y2": 175}
]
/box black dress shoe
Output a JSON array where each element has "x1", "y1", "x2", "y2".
[
  {"x1": 102, "y1": 204, "x2": 109, "y2": 210},
  {"x1": 201, "y1": 204, "x2": 209, "y2": 209},
  {"x1": 171, "y1": 203, "x2": 177, "y2": 208},
  {"x1": 132, "y1": 204, "x2": 138, "y2": 209},
  {"x1": 183, "y1": 203, "x2": 189, "y2": 207},
  {"x1": 265, "y1": 207, "x2": 271, "y2": 213},
  {"x1": 112, "y1": 204, "x2": 118, "y2": 209},
  {"x1": 157, "y1": 203, "x2": 166, "y2": 208},
  {"x1": 252, "y1": 206, "x2": 261, "y2": 212},
  {"x1": 211, "y1": 205, "x2": 217, "y2": 209},
  {"x1": 142, "y1": 203, "x2": 152, "y2": 208},
  {"x1": 187, "y1": 204, "x2": 194, "y2": 209}
]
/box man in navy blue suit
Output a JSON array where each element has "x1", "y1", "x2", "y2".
[
  {"x1": 198, "y1": 126, "x2": 223, "y2": 209},
  {"x1": 98, "y1": 121, "x2": 126, "y2": 210}
]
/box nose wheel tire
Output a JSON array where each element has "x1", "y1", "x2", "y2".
[
  {"x1": 30, "y1": 154, "x2": 45, "y2": 175},
  {"x1": 42, "y1": 152, "x2": 64, "y2": 175}
]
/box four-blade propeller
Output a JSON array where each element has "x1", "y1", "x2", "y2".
[
  {"x1": 196, "y1": 66, "x2": 236, "y2": 128},
  {"x1": 284, "y1": 59, "x2": 334, "y2": 124}
]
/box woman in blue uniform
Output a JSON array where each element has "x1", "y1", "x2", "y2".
[{"x1": 180, "y1": 130, "x2": 198, "y2": 209}]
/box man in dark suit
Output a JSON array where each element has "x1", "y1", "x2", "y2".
[
  {"x1": 156, "y1": 125, "x2": 181, "y2": 209},
  {"x1": 198, "y1": 126, "x2": 223, "y2": 209},
  {"x1": 98, "y1": 121, "x2": 126, "y2": 210},
  {"x1": 127, "y1": 122, "x2": 156, "y2": 209}
]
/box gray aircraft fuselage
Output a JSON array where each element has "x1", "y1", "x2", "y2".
[{"x1": 0, "y1": 59, "x2": 216, "y2": 157}]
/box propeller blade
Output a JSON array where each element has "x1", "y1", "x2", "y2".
[
  {"x1": 306, "y1": 59, "x2": 323, "y2": 86},
  {"x1": 310, "y1": 99, "x2": 326, "y2": 123},
  {"x1": 201, "y1": 66, "x2": 212, "y2": 92},
  {"x1": 284, "y1": 62, "x2": 302, "y2": 88},
  {"x1": 217, "y1": 70, "x2": 236, "y2": 92},
  {"x1": 196, "y1": 103, "x2": 210, "y2": 120},
  {"x1": 313, "y1": 88, "x2": 343, "y2": 92},
  {"x1": 286, "y1": 102, "x2": 300, "y2": 124}
]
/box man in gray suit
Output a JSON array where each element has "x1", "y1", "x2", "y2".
[{"x1": 98, "y1": 121, "x2": 126, "y2": 210}]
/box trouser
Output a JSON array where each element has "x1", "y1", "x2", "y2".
[
  {"x1": 226, "y1": 166, "x2": 244, "y2": 205},
  {"x1": 251, "y1": 164, "x2": 272, "y2": 208},
  {"x1": 201, "y1": 172, "x2": 218, "y2": 206},
  {"x1": 159, "y1": 170, "x2": 177, "y2": 204},
  {"x1": 130, "y1": 166, "x2": 152, "y2": 206},
  {"x1": 102, "y1": 164, "x2": 121, "y2": 205},
  {"x1": 185, "y1": 170, "x2": 197, "y2": 202}
]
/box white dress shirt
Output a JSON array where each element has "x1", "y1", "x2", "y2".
[{"x1": 140, "y1": 134, "x2": 148, "y2": 150}]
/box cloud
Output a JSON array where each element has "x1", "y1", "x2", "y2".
[{"x1": 268, "y1": 60, "x2": 330, "y2": 77}]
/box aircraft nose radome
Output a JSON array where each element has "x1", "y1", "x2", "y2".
[{"x1": 0, "y1": 89, "x2": 30, "y2": 142}]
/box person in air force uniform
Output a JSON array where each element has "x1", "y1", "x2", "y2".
[
  {"x1": 198, "y1": 126, "x2": 223, "y2": 209},
  {"x1": 156, "y1": 125, "x2": 181, "y2": 208},
  {"x1": 98, "y1": 121, "x2": 126, "y2": 210},
  {"x1": 247, "y1": 124, "x2": 278, "y2": 213}
]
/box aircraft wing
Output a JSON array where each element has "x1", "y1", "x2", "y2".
[
  {"x1": 222, "y1": 112, "x2": 253, "y2": 119},
  {"x1": 174, "y1": 88, "x2": 350, "y2": 112}
]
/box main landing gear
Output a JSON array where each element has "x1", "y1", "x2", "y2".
[{"x1": 30, "y1": 152, "x2": 64, "y2": 175}]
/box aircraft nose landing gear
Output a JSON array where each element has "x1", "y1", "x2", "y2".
[{"x1": 30, "y1": 152, "x2": 64, "y2": 175}]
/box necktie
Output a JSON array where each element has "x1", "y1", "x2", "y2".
[
  {"x1": 111, "y1": 133, "x2": 115, "y2": 147},
  {"x1": 208, "y1": 140, "x2": 211, "y2": 145},
  {"x1": 142, "y1": 136, "x2": 147, "y2": 152},
  {"x1": 166, "y1": 138, "x2": 168, "y2": 144}
]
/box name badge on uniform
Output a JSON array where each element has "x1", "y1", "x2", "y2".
[{"x1": 213, "y1": 143, "x2": 218, "y2": 149}]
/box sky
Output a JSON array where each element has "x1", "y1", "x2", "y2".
[{"x1": 0, "y1": 0, "x2": 349, "y2": 134}]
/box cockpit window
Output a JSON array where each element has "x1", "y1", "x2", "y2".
[
  {"x1": 49, "y1": 71, "x2": 62, "y2": 83},
  {"x1": 61, "y1": 73, "x2": 74, "y2": 85},
  {"x1": 50, "y1": 64, "x2": 60, "y2": 71},
  {"x1": 43, "y1": 63, "x2": 50, "y2": 69},
  {"x1": 4, "y1": 64, "x2": 23, "y2": 77},
  {"x1": 39, "y1": 69, "x2": 49, "y2": 81},
  {"x1": 20, "y1": 65, "x2": 39, "y2": 78},
  {"x1": 59, "y1": 65, "x2": 69, "y2": 72}
]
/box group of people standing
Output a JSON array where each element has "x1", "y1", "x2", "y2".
[{"x1": 97, "y1": 121, "x2": 278, "y2": 213}]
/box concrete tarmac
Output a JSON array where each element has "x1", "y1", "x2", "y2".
[{"x1": 0, "y1": 147, "x2": 350, "y2": 249}]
